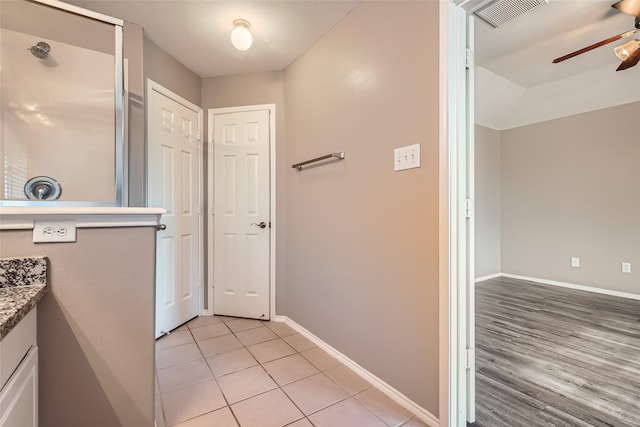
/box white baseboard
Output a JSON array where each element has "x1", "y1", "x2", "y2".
[
  {"x1": 273, "y1": 315, "x2": 439, "y2": 427},
  {"x1": 500, "y1": 273, "x2": 640, "y2": 301},
  {"x1": 475, "y1": 273, "x2": 501, "y2": 283}
]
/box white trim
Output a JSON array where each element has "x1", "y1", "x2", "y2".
[
  {"x1": 31, "y1": 0, "x2": 123, "y2": 25},
  {"x1": 273, "y1": 315, "x2": 439, "y2": 427},
  {"x1": 0, "y1": 207, "x2": 164, "y2": 230},
  {"x1": 499, "y1": 273, "x2": 640, "y2": 301},
  {"x1": 146, "y1": 79, "x2": 204, "y2": 316},
  {"x1": 207, "y1": 104, "x2": 277, "y2": 320},
  {"x1": 474, "y1": 273, "x2": 501, "y2": 283},
  {"x1": 438, "y1": 1, "x2": 453, "y2": 426}
]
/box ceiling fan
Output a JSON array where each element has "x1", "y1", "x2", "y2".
[{"x1": 552, "y1": 0, "x2": 640, "y2": 71}]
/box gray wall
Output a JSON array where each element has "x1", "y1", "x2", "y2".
[
  {"x1": 475, "y1": 125, "x2": 501, "y2": 278},
  {"x1": 143, "y1": 36, "x2": 201, "y2": 106},
  {"x1": 284, "y1": 1, "x2": 440, "y2": 414},
  {"x1": 500, "y1": 101, "x2": 640, "y2": 294},
  {"x1": 0, "y1": 227, "x2": 157, "y2": 427},
  {"x1": 201, "y1": 72, "x2": 287, "y2": 312}
]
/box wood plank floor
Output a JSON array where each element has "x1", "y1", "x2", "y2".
[{"x1": 472, "y1": 276, "x2": 640, "y2": 427}]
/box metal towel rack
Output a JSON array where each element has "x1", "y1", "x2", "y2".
[{"x1": 292, "y1": 152, "x2": 345, "y2": 171}]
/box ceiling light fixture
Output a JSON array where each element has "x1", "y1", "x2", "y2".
[
  {"x1": 614, "y1": 39, "x2": 640, "y2": 60},
  {"x1": 231, "y1": 19, "x2": 252, "y2": 51}
]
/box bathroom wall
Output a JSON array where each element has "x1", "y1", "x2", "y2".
[
  {"x1": 0, "y1": 227, "x2": 157, "y2": 427},
  {"x1": 144, "y1": 37, "x2": 201, "y2": 106},
  {"x1": 284, "y1": 1, "x2": 441, "y2": 415}
]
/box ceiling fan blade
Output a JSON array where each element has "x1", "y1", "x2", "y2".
[
  {"x1": 552, "y1": 29, "x2": 637, "y2": 63},
  {"x1": 616, "y1": 45, "x2": 640, "y2": 70},
  {"x1": 612, "y1": 0, "x2": 640, "y2": 18}
]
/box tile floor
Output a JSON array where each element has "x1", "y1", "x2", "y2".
[{"x1": 155, "y1": 316, "x2": 429, "y2": 427}]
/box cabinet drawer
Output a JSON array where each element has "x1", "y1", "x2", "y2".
[{"x1": 0, "y1": 308, "x2": 37, "y2": 390}]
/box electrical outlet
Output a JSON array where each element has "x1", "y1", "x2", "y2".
[
  {"x1": 33, "y1": 222, "x2": 76, "y2": 243},
  {"x1": 622, "y1": 262, "x2": 631, "y2": 273},
  {"x1": 571, "y1": 257, "x2": 580, "y2": 268},
  {"x1": 394, "y1": 143, "x2": 421, "y2": 171}
]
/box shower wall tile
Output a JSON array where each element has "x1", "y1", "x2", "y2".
[{"x1": 0, "y1": 256, "x2": 48, "y2": 288}]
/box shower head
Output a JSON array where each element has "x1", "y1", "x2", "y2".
[{"x1": 28, "y1": 41, "x2": 50, "y2": 60}]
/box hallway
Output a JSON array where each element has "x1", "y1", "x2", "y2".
[{"x1": 155, "y1": 316, "x2": 429, "y2": 427}]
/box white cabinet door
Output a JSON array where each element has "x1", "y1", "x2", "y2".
[{"x1": 0, "y1": 345, "x2": 38, "y2": 427}]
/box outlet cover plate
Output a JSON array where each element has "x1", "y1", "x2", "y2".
[{"x1": 33, "y1": 222, "x2": 77, "y2": 243}]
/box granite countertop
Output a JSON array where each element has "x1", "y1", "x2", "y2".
[
  {"x1": 0, "y1": 285, "x2": 47, "y2": 340},
  {"x1": 0, "y1": 256, "x2": 49, "y2": 340}
]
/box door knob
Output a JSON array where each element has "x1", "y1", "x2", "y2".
[{"x1": 251, "y1": 221, "x2": 267, "y2": 229}]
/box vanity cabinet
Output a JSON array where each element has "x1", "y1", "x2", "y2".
[{"x1": 0, "y1": 309, "x2": 38, "y2": 427}]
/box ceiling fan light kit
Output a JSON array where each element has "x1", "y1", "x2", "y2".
[
  {"x1": 552, "y1": 0, "x2": 640, "y2": 71},
  {"x1": 614, "y1": 39, "x2": 640, "y2": 60}
]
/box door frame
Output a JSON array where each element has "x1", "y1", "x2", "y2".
[
  {"x1": 146, "y1": 79, "x2": 204, "y2": 322},
  {"x1": 440, "y1": 1, "x2": 474, "y2": 426},
  {"x1": 206, "y1": 104, "x2": 276, "y2": 320}
]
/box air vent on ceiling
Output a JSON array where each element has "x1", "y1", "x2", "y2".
[{"x1": 474, "y1": 0, "x2": 549, "y2": 28}]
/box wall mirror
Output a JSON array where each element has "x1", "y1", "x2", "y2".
[{"x1": 0, "y1": 0, "x2": 124, "y2": 206}]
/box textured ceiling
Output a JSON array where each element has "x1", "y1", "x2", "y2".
[{"x1": 66, "y1": 0, "x2": 360, "y2": 78}]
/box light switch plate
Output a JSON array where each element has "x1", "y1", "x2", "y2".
[
  {"x1": 622, "y1": 262, "x2": 631, "y2": 273},
  {"x1": 394, "y1": 143, "x2": 421, "y2": 171},
  {"x1": 570, "y1": 257, "x2": 580, "y2": 267},
  {"x1": 33, "y1": 222, "x2": 77, "y2": 243}
]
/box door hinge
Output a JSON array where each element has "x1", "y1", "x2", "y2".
[
  {"x1": 464, "y1": 198, "x2": 474, "y2": 218},
  {"x1": 465, "y1": 48, "x2": 474, "y2": 70},
  {"x1": 463, "y1": 348, "x2": 475, "y2": 369},
  {"x1": 197, "y1": 204, "x2": 202, "y2": 215},
  {"x1": 196, "y1": 130, "x2": 202, "y2": 141}
]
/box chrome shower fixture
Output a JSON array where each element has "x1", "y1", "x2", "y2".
[{"x1": 28, "y1": 41, "x2": 51, "y2": 59}]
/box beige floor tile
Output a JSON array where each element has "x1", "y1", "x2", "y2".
[
  {"x1": 231, "y1": 388, "x2": 304, "y2": 427},
  {"x1": 324, "y1": 364, "x2": 371, "y2": 395},
  {"x1": 262, "y1": 354, "x2": 320, "y2": 386},
  {"x1": 217, "y1": 365, "x2": 277, "y2": 404},
  {"x1": 235, "y1": 326, "x2": 278, "y2": 346},
  {"x1": 283, "y1": 334, "x2": 316, "y2": 352},
  {"x1": 206, "y1": 347, "x2": 258, "y2": 377},
  {"x1": 161, "y1": 379, "x2": 226, "y2": 426},
  {"x1": 156, "y1": 343, "x2": 202, "y2": 369},
  {"x1": 284, "y1": 419, "x2": 314, "y2": 427},
  {"x1": 263, "y1": 321, "x2": 298, "y2": 338},
  {"x1": 225, "y1": 318, "x2": 264, "y2": 332},
  {"x1": 155, "y1": 394, "x2": 166, "y2": 427},
  {"x1": 401, "y1": 417, "x2": 430, "y2": 427},
  {"x1": 187, "y1": 315, "x2": 223, "y2": 329},
  {"x1": 157, "y1": 359, "x2": 213, "y2": 393},
  {"x1": 301, "y1": 347, "x2": 341, "y2": 371},
  {"x1": 309, "y1": 397, "x2": 387, "y2": 427},
  {"x1": 355, "y1": 388, "x2": 413, "y2": 427},
  {"x1": 156, "y1": 330, "x2": 194, "y2": 350},
  {"x1": 197, "y1": 334, "x2": 244, "y2": 357},
  {"x1": 282, "y1": 373, "x2": 348, "y2": 415},
  {"x1": 190, "y1": 322, "x2": 232, "y2": 341},
  {"x1": 172, "y1": 407, "x2": 238, "y2": 427},
  {"x1": 247, "y1": 338, "x2": 297, "y2": 363}
]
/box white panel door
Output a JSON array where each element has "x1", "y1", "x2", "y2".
[
  {"x1": 148, "y1": 83, "x2": 201, "y2": 338},
  {"x1": 213, "y1": 110, "x2": 270, "y2": 320}
]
